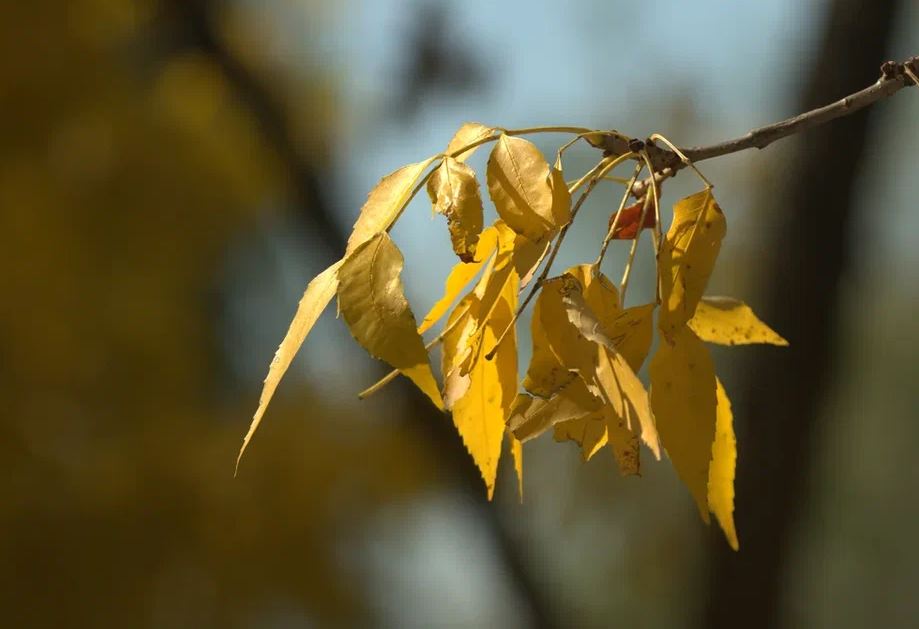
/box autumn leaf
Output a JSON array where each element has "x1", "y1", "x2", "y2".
[
  {"x1": 237, "y1": 260, "x2": 342, "y2": 472},
  {"x1": 510, "y1": 433, "x2": 524, "y2": 501},
  {"x1": 447, "y1": 269, "x2": 519, "y2": 498},
  {"x1": 553, "y1": 412, "x2": 608, "y2": 461},
  {"x1": 446, "y1": 122, "x2": 494, "y2": 162},
  {"x1": 346, "y1": 157, "x2": 438, "y2": 256},
  {"x1": 709, "y1": 378, "x2": 739, "y2": 550},
  {"x1": 487, "y1": 135, "x2": 557, "y2": 241},
  {"x1": 522, "y1": 292, "x2": 577, "y2": 398},
  {"x1": 337, "y1": 233, "x2": 443, "y2": 409},
  {"x1": 649, "y1": 326, "x2": 717, "y2": 520},
  {"x1": 548, "y1": 156, "x2": 572, "y2": 228},
  {"x1": 658, "y1": 188, "x2": 727, "y2": 338},
  {"x1": 509, "y1": 379, "x2": 596, "y2": 443},
  {"x1": 417, "y1": 226, "x2": 499, "y2": 335},
  {"x1": 608, "y1": 199, "x2": 657, "y2": 240},
  {"x1": 688, "y1": 296, "x2": 788, "y2": 346},
  {"x1": 427, "y1": 156, "x2": 484, "y2": 262}
]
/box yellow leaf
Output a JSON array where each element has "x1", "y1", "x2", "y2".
[
  {"x1": 553, "y1": 412, "x2": 608, "y2": 461},
  {"x1": 510, "y1": 433, "x2": 524, "y2": 502},
  {"x1": 345, "y1": 157, "x2": 438, "y2": 256},
  {"x1": 658, "y1": 189, "x2": 727, "y2": 338},
  {"x1": 487, "y1": 134, "x2": 556, "y2": 240},
  {"x1": 427, "y1": 156, "x2": 485, "y2": 262},
  {"x1": 607, "y1": 304, "x2": 655, "y2": 373},
  {"x1": 446, "y1": 122, "x2": 494, "y2": 162},
  {"x1": 566, "y1": 264, "x2": 620, "y2": 331},
  {"x1": 450, "y1": 271, "x2": 518, "y2": 498},
  {"x1": 441, "y1": 295, "x2": 478, "y2": 409},
  {"x1": 649, "y1": 326, "x2": 717, "y2": 520},
  {"x1": 549, "y1": 157, "x2": 572, "y2": 227},
  {"x1": 237, "y1": 260, "x2": 342, "y2": 471},
  {"x1": 508, "y1": 379, "x2": 596, "y2": 443},
  {"x1": 417, "y1": 226, "x2": 498, "y2": 335},
  {"x1": 708, "y1": 378, "x2": 739, "y2": 550},
  {"x1": 688, "y1": 297, "x2": 788, "y2": 346},
  {"x1": 337, "y1": 233, "x2": 443, "y2": 409},
  {"x1": 602, "y1": 404, "x2": 641, "y2": 476},
  {"x1": 522, "y1": 292, "x2": 577, "y2": 398}
]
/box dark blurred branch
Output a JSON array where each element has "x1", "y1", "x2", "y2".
[
  {"x1": 159, "y1": 1, "x2": 559, "y2": 626},
  {"x1": 701, "y1": 0, "x2": 902, "y2": 628},
  {"x1": 605, "y1": 56, "x2": 917, "y2": 197}
]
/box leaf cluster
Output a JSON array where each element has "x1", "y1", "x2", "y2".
[{"x1": 239, "y1": 123, "x2": 790, "y2": 550}]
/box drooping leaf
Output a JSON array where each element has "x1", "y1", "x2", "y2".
[
  {"x1": 417, "y1": 226, "x2": 499, "y2": 335},
  {"x1": 337, "y1": 233, "x2": 443, "y2": 409},
  {"x1": 237, "y1": 260, "x2": 342, "y2": 471},
  {"x1": 446, "y1": 122, "x2": 494, "y2": 162},
  {"x1": 449, "y1": 271, "x2": 518, "y2": 498},
  {"x1": 548, "y1": 156, "x2": 572, "y2": 228},
  {"x1": 553, "y1": 412, "x2": 608, "y2": 461},
  {"x1": 441, "y1": 294, "x2": 478, "y2": 409},
  {"x1": 522, "y1": 292, "x2": 577, "y2": 398},
  {"x1": 346, "y1": 157, "x2": 438, "y2": 256},
  {"x1": 606, "y1": 304, "x2": 655, "y2": 373},
  {"x1": 427, "y1": 156, "x2": 485, "y2": 262},
  {"x1": 487, "y1": 134, "x2": 556, "y2": 241},
  {"x1": 708, "y1": 378, "x2": 739, "y2": 550},
  {"x1": 566, "y1": 264, "x2": 620, "y2": 331},
  {"x1": 602, "y1": 404, "x2": 641, "y2": 476},
  {"x1": 608, "y1": 199, "x2": 657, "y2": 240},
  {"x1": 510, "y1": 433, "x2": 524, "y2": 502},
  {"x1": 649, "y1": 326, "x2": 717, "y2": 520},
  {"x1": 509, "y1": 379, "x2": 596, "y2": 443},
  {"x1": 688, "y1": 296, "x2": 788, "y2": 346},
  {"x1": 658, "y1": 188, "x2": 727, "y2": 338}
]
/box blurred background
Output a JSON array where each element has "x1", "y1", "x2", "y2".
[{"x1": 2, "y1": 0, "x2": 917, "y2": 627}]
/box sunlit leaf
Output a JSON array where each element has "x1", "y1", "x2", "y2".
[
  {"x1": 237, "y1": 260, "x2": 342, "y2": 471},
  {"x1": 708, "y1": 378, "x2": 739, "y2": 550},
  {"x1": 609, "y1": 199, "x2": 657, "y2": 240},
  {"x1": 606, "y1": 304, "x2": 655, "y2": 373},
  {"x1": 337, "y1": 233, "x2": 443, "y2": 409},
  {"x1": 346, "y1": 157, "x2": 438, "y2": 256},
  {"x1": 649, "y1": 326, "x2": 717, "y2": 520},
  {"x1": 446, "y1": 122, "x2": 494, "y2": 162},
  {"x1": 509, "y1": 379, "x2": 596, "y2": 443},
  {"x1": 688, "y1": 296, "x2": 788, "y2": 346},
  {"x1": 553, "y1": 412, "x2": 608, "y2": 461},
  {"x1": 548, "y1": 156, "x2": 572, "y2": 228},
  {"x1": 510, "y1": 433, "x2": 524, "y2": 502},
  {"x1": 658, "y1": 188, "x2": 726, "y2": 338},
  {"x1": 449, "y1": 271, "x2": 518, "y2": 498},
  {"x1": 487, "y1": 134, "x2": 556, "y2": 240},
  {"x1": 417, "y1": 226, "x2": 499, "y2": 335},
  {"x1": 427, "y1": 156, "x2": 485, "y2": 262},
  {"x1": 522, "y1": 292, "x2": 577, "y2": 398}
]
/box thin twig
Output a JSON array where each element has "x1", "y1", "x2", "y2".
[{"x1": 615, "y1": 56, "x2": 918, "y2": 197}]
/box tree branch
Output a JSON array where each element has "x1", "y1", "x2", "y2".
[{"x1": 596, "y1": 55, "x2": 918, "y2": 198}]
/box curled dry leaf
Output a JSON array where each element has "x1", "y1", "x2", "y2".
[
  {"x1": 337, "y1": 233, "x2": 443, "y2": 409},
  {"x1": 689, "y1": 296, "x2": 788, "y2": 346},
  {"x1": 658, "y1": 188, "x2": 727, "y2": 338},
  {"x1": 237, "y1": 260, "x2": 342, "y2": 472},
  {"x1": 709, "y1": 378, "x2": 739, "y2": 550},
  {"x1": 487, "y1": 135, "x2": 557, "y2": 241},
  {"x1": 649, "y1": 326, "x2": 717, "y2": 521},
  {"x1": 427, "y1": 156, "x2": 484, "y2": 262}
]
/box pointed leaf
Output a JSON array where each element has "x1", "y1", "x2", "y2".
[
  {"x1": 450, "y1": 272, "x2": 518, "y2": 498},
  {"x1": 417, "y1": 226, "x2": 498, "y2": 335},
  {"x1": 688, "y1": 297, "x2": 788, "y2": 346},
  {"x1": 509, "y1": 379, "x2": 596, "y2": 442},
  {"x1": 487, "y1": 135, "x2": 556, "y2": 240},
  {"x1": 553, "y1": 412, "x2": 608, "y2": 461},
  {"x1": 649, "y1": 326, "x2": 717, "y2": 520},
  {"x1": 522, "y1": 293, "x2": 577, "y2": 398},
  {"x1": 346, "y1": 157, "x2": 438, "y2": 256},
  {"x1": 510, "y1": 433, "x2": 524, "y2": 502},
  {"x1": 427, "y1": 156, "x2": 485, "y2": 262},
  {"x1": 658, "y1": 189, "x2": 727, "y2": 338},
  {"x1": 549, "y1": 156, "x2": 571, "y2": 227},
  {"x1": 237, "y1": 260, "x2": 342, "y2": 471},
  {"x1": 708, "y1": 378, "x2": 739, "y2": 550},
  {"x1": 337, "y1": 233, "x2": 443, "y2": 409},
  {"x1": 446, "y1": 122, "x2": 494, "y2": 162}
]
